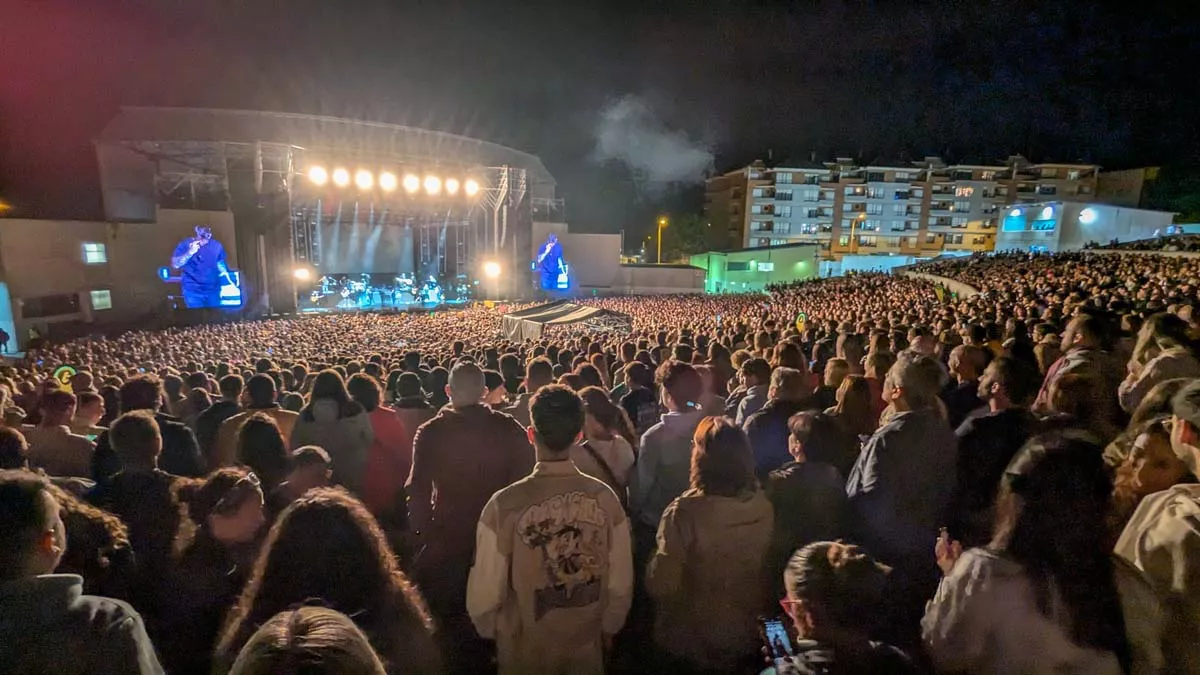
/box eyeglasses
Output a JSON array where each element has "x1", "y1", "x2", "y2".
[{"x1": 213, "y1": 472, "x2": 261, "y2": 515}]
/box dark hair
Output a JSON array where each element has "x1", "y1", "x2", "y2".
[
  {"x1": 690, "y1": 416, "x2": 756, "y2": 497},
  {"x1": 624, "y1": 361, "x2": 653, "y2": 389},
  {"x1": 657, "y1": 360, "x2": 702, "y2": 409},
  {"x1": 0, "y1": 427, "x2": 29, "y2": 469},
  {"x1": 984, "y1": 355, "x2": 1039, "y2": 406},
  {"x1": 50, "y1": 481, "x2": 131, "y2": 589},
  {"x1": 237, "y1": 413, "x2": 288, "y2": 490},
  {"x1": 787, "y1": 411, "x2": 847, "y2": 468},
  {"x1": 76, "y1": 390, "x2": 103, "y2": 409},
  {"x1": 741, "y1": 357, "x2": 772, "y2": 382},
  {"x1": 291, "y1": 445, "x2": 332, "y2": 469},
  {"x1": 40, "y1": 389, "x2": 76, "y2": 415},
  {"x1": 109, "y1": 410, "x2": 162, "y2": 468},
  {"x1": 217, "y1": 488, "x2": 434, "y2": 669},
  {"x1": 119, "y1": 375, "x2": 164, "y2": 413},
  {"x1": 991, "y1": 433, "x2": 1131, "y2": 672},
  {"x1": 531, "y1": 385, "x2": 584, "y2": 453},
  {"x1": 220, "y1": 375, "x2": 245, "y2": 400},
  {"x1": 525, "y1": 357, "x2": 554, "y2": 390},
  {"x1": 246, "y1": 374, "x2": 278, "y2": 408},
  {"x1": 574, "y1": 364, "x2": 602, "y2": 389},
  {"x1": 302, "y1": 370, "x2": 363, "y2": 420},
  {"x1": 0, "y1": 470, "x2": 53, "y2": 581},
  {"x1": 346, "y1": 374, "x2": 382, "y2": 413},
  {"x1": 784, "y1": 541, "x2": 891, "y2": 636},
  {"x1": 579, "y1": 386, "x2": 637, "y2": 449}
]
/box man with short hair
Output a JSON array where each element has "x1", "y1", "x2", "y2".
[
  {"x1": 1033, "y1": 312, "x2": 1121, "y2": 419},
  {"x1": 70, "y1": 391, "x2": 107, "y2": 439},
  {"x1": 735, "y1": 357, "x2": 773, "y2": 425},
  {"x1": 408, "y1": 362, "x2": 533, "y2": 670},
  {"x1": 23, "y1": 389, "x2": 94, "y2": 478},
  {"x1": 1117, "y1": 381, "x2": 1200, "y2": 674},
  {"x1": 468, "y1": 385, "x2": 632, "y2": 674},
  {"x1": 213, "y1": 373, "x2": 297, "y2": 468},
  {"x1": 194, "y1": 374, "x2": 243, "y2": 467},
  {"x1": 91, "y1": 375, "x2": 204, "y2": 480},
  {"x1": 0, "y1": 470, "x2": 163, "y2": 674},
  {"x1": 846, "y1": 352, "x2": 957, "y2": 639},
  {"x1": 744, "y1": 367, "x2": 814, "y2": 478},
  {"x1": 507, "y1": 357, "x2": 554, "y2": 428},
  {"x1": 267, "y1": 445, "x2": 333, "y2": 518}
]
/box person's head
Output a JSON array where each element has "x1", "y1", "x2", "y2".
[
  {"x1": 195, "y1": 225, "x2": 214, "y2": 241},
  {"x1": 227, "y1": 606, "x2": 387, "y2": 675},
  {"x1": 781, "y1": 541, "x2": 891, "y2": 641},
  {"x1": 182, "y1": 467, "x2": 266, "y2": 548},
  {"x1": 119, "y1": 375, "x2": 164, "y2": 413},
  {"x1": 286, "y1": 446, "x2": 332, "y2": 493},
  {"x1": 657, "y1": 359, "x2": 702, "y2": 412},
  {"x1": 863, "y1": 351, "x2": 896, "y2": 381},
  {"x1": 579, "y1": 386, "x2": 635, "y2": 447},
  {"x1": 109, "y1": 410, "x2": 162, "y2": 471},
  {"x1": 740, "y1": 357, "x2": 772, "y2": 388},
  {"x1": 787, "y1": 411, "x2": 844, "y2": 467},
  {"x1": 1132, "y1": 312, "x2": 1194, "y2": 366},
  {"x1": 768, "y1": 367, "x2": 808, "y2": 403},
  {"x1": 882, "y1": 351, "x2": 945, "y2": 412},
  {"x1": 977, "y1": 356, "x2": 1038, "y2": 410},
  {"x1": 690, "y1": 416, "x2": 756, "y2": 497},
  {"x1": 218, "y1": 488, "x2": 432, "y2": 660},
  {"x1": 346, "y1": 374, "x2": 382, "y2": 413},
  {"x1": 482, "y1": 370, "x2": 507, "y2": 406},
  {"x1": 623, "y1": 362, "x2": 652, "y2": 391},
  {"x1": 0, "y1": 427, "x2": 29, "y2": 469},
  {"x1": 1129, "y1": 378, "x2": 1191, "y2": 429},
  {"x1": 75, "y1": 391, "x2": 105, "y2": 425},
  {"x1": 1048, "y1": 372, "x2": 1104, "y2": 424},
  {"x1": 447, "y1": 362, "x2": 487, "y2": 408},
  {"x1": 1127, "y1": 417, "x2": 1191, "y2": 497},
  {"x1": 1061, "y1": 312, "x2": 1107, "y2": 352},
  {"x1": 245, "y1": 374, "x2": 278, "y2": 408},
  {"x1": 0, "y1": 471, "x2": 67, "y2": 580},
  {"x1": 907, "y1": 325, "x2": 936, "y2": 355},
  {"x1": 948, "y1": 344, "x2": 986, "y2": 383},
  {"x1": 68, "y1": 370, "x2": 95, "y2": 394},
  {"x1": 220, "y1": 374, "x2": 245, "y2": 402},
  {"x1": 39, "y1": 390, "x2": 76, "y2": 426},
  {"x1": 528, "y1": 385, "x2": 583, "y2": 457},
  {"x1": 823, "y1": 358, "x2": 850, "y2": 389},
  {"x1": 237, "y1": 413, "x2": 289, "y2": 490},
  {"x1": 524, "y1": 357, "x2": 554, "y2": 393},
  {"x1": 991, "y1": 433, "x2": 1130, "y2": 670},
  {"x1": 1169, "y1": 380, "x2": 1200, "y2": 476}
]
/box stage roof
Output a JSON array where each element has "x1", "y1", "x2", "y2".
[
  {"x1": 501, "y1": 301, "x2": 631, "y2": 341},
  {"x1": 97, "y1": 106, "x2": 555, "y2": 189}
]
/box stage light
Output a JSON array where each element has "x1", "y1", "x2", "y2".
[
  {"x1": 379, "y1": 171, "x2": 398, "y2": 192},
  {"x1": 332, "y1": 168, "x2": 351, "y2": 187},
  {"x1": 1079, "y1": 207, "x2": 1098, "y2": 224},
  {"x1": 1040, "y1": 206, "x2": 1054, "y2": 220},
  {"x1": 464, "y1": 179, "x2": 481, "y2": 197},
  {"x1": 308, "y1": 166, "x2": 328, "y2": 186},
  {"x1": 483, "y1": 261, "x2": 501, "y2": 279},
  {"x1": 355, "y1": 169, "x2": 374, "y2": 190},
  {"x1": 403, "y1": 174, "x2": 420, "y2": 193},
  {"x1": 445, "y1": 178, "x2": 460, "y2": 195},
  {"x1": 293, "y1": 267, "x2": 312, "y2": 281},
  {"x1": 424, "y1": 175, "x2": 442, "y2": 195},
  {"x1": 1009, "y1": 207, "x2": 1022, "y2": 217}
]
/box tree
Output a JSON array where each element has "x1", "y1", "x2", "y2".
[{"x1": 659, "y1": 213, "x2": 721, "y2": 262}]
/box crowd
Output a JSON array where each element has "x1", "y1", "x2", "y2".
[{"x1": 3, "y1": 249, "x2": 1200, "y2": 673}]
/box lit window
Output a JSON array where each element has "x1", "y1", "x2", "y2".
[
  {"x1": 82, "y1": 242, "x2": 107, "y2": 264},
  {"x1": 954, "y1": 186, "x2": 974, "y2": 198},
  {"x1": 90, "y1": 289, "x2": 112, "y2": 311}
]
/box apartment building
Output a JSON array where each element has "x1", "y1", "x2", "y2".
[{"x1": 713, "y1": 154, "x2": 1102, "y2": 260}]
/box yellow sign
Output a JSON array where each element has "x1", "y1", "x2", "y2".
[
  {"x1": 794, "y1": 312, "x2": 808, "y2": 333},
  {"x1": 52, "y1": 365, "x2": 77, "y2": 392}
]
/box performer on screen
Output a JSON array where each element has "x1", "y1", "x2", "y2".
[
  {"x1": 171, "y1": 226, "x2": 234, "y2": 308},
  {"x1": 537, "y1": 233, "x2": 567, "y2": 290}
]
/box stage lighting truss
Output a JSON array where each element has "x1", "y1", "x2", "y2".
[{"x1": 303, "y1": 163, "x2": 483, "y2": 200}]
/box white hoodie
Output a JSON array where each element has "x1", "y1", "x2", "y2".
[{"x1": 1115, "y1": 483, "x2": 1200, "y2": 675}]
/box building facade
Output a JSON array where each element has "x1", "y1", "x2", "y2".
[
  {"x1": 689, "y1": 242, "x2": 819, "y2": 294},
  {"x1": 994, "y1": 201, "x2": 1174, "y2": 253},
  {"x1": 710, "y1": 155, "x2": 1107, "y2": 261}
]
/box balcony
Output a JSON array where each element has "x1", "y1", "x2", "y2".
[
  {"x1": 843, "y1": 203, "x2": 866, "y2": 213},
  {"x1": 929, "y1": 202, "x2": 954, "y2": 214}
]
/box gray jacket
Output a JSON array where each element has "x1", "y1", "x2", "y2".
[
  {"x1": 629, "y1": 409, "x2": 706, "y2": 529},
  {"x1": 0, "y1": 574, "x2": 162, "y2": 674}
]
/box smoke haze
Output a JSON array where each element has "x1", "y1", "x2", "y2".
[{"x1": 591, "y1": 95, "x2": 715, "y2": 188}]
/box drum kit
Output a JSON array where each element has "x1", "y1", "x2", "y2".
[{"x1": 306, "y1": 273, "x2": 444, "y2": 309}]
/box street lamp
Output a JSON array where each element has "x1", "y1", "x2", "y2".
[
  {"x1": 657, "y1": 216, "x2": 668, "y2": 264},
  {"x1": 849, "y1": 212, "x2": 867, "y2": 254}
]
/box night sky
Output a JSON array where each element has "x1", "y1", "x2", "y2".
[{"x1": 3, "y1": 0, "x2": 1200, "y2": 241}]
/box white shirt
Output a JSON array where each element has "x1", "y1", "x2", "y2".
[{"x1": 569, "y1": 435, "x2": 636, "y2": 494}]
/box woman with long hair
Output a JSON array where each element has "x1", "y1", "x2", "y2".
[
  {"x1": 228, "y1": 606, "x2": 388, "y2": 675},
  {"x1": 215, "y1": 488, "x2": 438, "y2": 674},
  {"x1": 828, "y1": 374, "x2": 876, "y2": 440},
  {"x1": 646, "y1": 417, "x2": 773, "y2": 672},
  {"x1": 1109, "y1": 416, "x2": 1193, "y2": 538},
  {"x1": 570, "y1": 386, "x2": 638, "y2": 494},
  {"x1": 236, "y1": 412, "x2": 289, "y2": 493},
  {"x1": 49, "y1": 481, "x2": 136, "y2": 602},
  {"x1": 290, "y1": 369, "x2": 374, "y2": 495},
  {"x1": 1119, "y1": 312, "x2": 1200, "y2": 413},
  {"x1": 924, "y1": 433, "x2": 1160, "y2": 675},
  {"x1": 1105, "y1": 378, "x2": 1192, "y2": 467}
]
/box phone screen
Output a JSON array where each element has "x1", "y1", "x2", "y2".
[
  {"x1": 759, "y1": 616, "x2": 794, "y2": 663},
  {"x1": 85, "y1": 434, "x2": 99, "y2": 442}
]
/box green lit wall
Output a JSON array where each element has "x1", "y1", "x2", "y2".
[{"x1": 689, "y1": 245, "x2": 818, "y2": 293}]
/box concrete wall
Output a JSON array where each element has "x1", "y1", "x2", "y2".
[
  {"x1": 613, "y1": 265, "x2": 705, "y2": 294},
  {"x1": 995, "y1": 202, "x2": 1175, "y2": 253}
]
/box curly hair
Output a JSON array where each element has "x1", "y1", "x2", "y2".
[{"x1": 217, "y1": 488, "x2": 435, "y2": 671}]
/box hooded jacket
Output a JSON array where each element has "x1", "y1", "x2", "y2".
[{"x1": 290, "y1": 400, "x2": 373, "y2": 495}]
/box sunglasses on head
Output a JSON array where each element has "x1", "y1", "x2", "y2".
[{"x1": 213, "y1": 472, "x2": 261, "y2": 515}]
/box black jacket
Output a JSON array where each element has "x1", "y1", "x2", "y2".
[
  {"x1": 92, "y1": 412, "x2": 204, "y2": 480},
  {"x1": 194, "y1": 400, "x2": 241, "y2": 466},
  {"x1": 951, "y1": 407, "x2": 1038, "y2": 546},
  {"x1": 744, "y1": 399, "x2": 812, "y2": 479}
]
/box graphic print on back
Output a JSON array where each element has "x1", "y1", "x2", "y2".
[{"x1": 517, "y1": 491, "x2": 609, "y2": 620}]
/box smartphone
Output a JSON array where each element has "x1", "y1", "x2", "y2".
[
  {"x1": 85, "y1": 434, "x2": 99, "y2": 442},
  {"x1": 758, "y1": 616, "x2": 794, "y2": 664}
]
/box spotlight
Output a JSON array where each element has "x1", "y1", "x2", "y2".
[
  {"x1": 293, "y1": 267, "x2": 312, "y2": 281},
  {"x1": 464, "y1": 179, "x2": 481, "y2": 197},
  {"x1": 445, "y1": 178, "x2": 461, "y2": 195},
  {"x1": 355, "y1": 169, "x2": 374, "y2": 190},
  {"x1": 379, "y1": 171, "x2": 398, "y2": 192},
  {"x1": 332, "y1": 168, "x2": 350, "y2": 187},
  {"x1": 483, "y1": 261, "x2": 501, "y2": 279},
  {"x1": 308, "y1": 166, "x2": 328, "y2": 186},
  {"x1": 1040, "y1": 206, "x2": 1054, "y2": 220},
  {"x1": 1079, "y1": 207, "x2": 1098, "y2": 225},
  {"x1": 1008, "y1": 207, "x2": 1022, "y2": 217},
  {"x1": 424, "y1": 175, "x2": 442, "y2": 195},
  {"x1": 403, "y1": 174, "x2": 420, "y2": 194}
]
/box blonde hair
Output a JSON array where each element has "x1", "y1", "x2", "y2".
[{"x1": 228, "y1": 606, "x2": 386, "y2": 675}]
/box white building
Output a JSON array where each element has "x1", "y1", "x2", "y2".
[{"x1": 994, "y1": 201, "x2": 1174, "y2": 253}]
